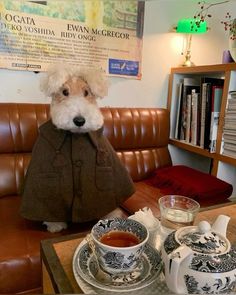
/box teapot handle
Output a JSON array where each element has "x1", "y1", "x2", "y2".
[{"x1": 167, "y1": 245, "x2": 192, "y2": 294}]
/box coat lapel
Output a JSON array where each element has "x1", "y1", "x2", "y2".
[
  {"x1": 88, "y1": 127, "x2": 103, "y2": 150},
  {"x1": 89, "y1": 127, "x2": 111, "y2": 166},
  {"x1": 39, "y1": 120, "x2": 69, "y2": 151},
  {"x1": 40, "y1": 121, "x2": 109, "y2": 166}
]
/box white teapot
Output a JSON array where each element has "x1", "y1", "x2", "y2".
[{"x1": 162, "y1": 215, "x2": 236, "y2": 294}]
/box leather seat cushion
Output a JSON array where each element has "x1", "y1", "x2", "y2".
[
  {"x1": 0, "y1": 195, "x2": 127, "y2": 294},
  {"x1": 0, "y1": 196, "x2": 51, "y2": 293},
  {"x1": 146, "y1": 165, "x2": 233, "y2": 206}
]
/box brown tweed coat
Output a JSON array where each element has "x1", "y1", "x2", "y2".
[{"x1": 20, "y1": 120, "x2": 135, "y2": 222}]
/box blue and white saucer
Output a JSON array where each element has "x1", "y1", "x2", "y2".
[{"x1": 72, "y1": 241, "x2": 162, "y2": 293}]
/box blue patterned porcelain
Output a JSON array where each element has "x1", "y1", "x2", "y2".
[
  {"x1": 73, "y1": 242, "x2": 162, "y2": 292},
  {"x1": 162, "y1": 215, "x2": 236, "y2": 294},
  {"x1": 91, "y1": 218, "x2": 149, "y2": 274}
]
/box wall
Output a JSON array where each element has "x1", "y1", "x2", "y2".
[{"x1": 0, "y1": 0, "x2": 234, "y2": 107}]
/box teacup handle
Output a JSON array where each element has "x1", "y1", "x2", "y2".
[
  {"x1": 167, "y1": 245, "x2": 192, "y2": 294},
  {"x1": 86, "y1": 234, "x2": 96, "y2": 254}
]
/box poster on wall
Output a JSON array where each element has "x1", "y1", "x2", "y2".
[{"x1": 0, "y1": 0, "x2": 145, "y2": 79}]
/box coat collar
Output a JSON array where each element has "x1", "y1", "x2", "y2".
[{"x1": 39, "y1": 120, "x2": 103, "y2": 151}]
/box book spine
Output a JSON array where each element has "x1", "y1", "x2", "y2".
[
  {"x1": 185, "y1": 94, "x2": 192, "y2": 143},
  {"x1": 180, "y1": 88, "x2": 187, "y2": 140},
  {"x1": 190, "y1": 91, "x2": 199, "y2": 145},
  {"x1": 204, "y1": 83, "x2": 212, "y2": 149},
  {"x1": 209, "y1": 86, "x2": 223, "y2": 153},
  {"x1": 174, "y1": 83, "x2": 183, "y2": 139},
  {"x1": 200, "y1": 83, "x2": 207, "y2": 148}
]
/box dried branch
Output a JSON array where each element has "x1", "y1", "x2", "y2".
[{"x1": 193, "y1": 0, "x2": 235, "y2": 40}]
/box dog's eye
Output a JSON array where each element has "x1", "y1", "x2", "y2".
[
  {"x1": 83, "y1": 89, "x2": 89, "y2": 97},
  {"x1": 62, "y1": 89, "x2": 69, "y2": 96}
]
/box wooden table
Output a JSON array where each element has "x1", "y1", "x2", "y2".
[{"x1": 41, "y1": 204, "x2": 236, "y2": 294}]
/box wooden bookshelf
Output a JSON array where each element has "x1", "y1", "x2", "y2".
[
  {"x1": 167, "y1": 63, "x2": 236, "y2": 185},
  {"x1": 169, "y1": 138, "x2": 216, "y2": 158}
]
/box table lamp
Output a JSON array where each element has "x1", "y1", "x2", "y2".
[{"x1": 176, "y1": 18, "x2": 207, "y2": 66}]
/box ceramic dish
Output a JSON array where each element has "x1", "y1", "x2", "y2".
[
  {"x1": 72, "y1": 241, "x2": 162, "y2": 292},
  {"x1": 91, "y1": 218, "x2": 149, "y2": 274}
]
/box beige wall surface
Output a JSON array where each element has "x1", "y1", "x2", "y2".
[{"x1": 0, "y1": 0, "x2": 234, "y2": 107}]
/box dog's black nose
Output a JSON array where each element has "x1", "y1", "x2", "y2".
[{"x1": 73, "y1": 116, "x2": 86, "y2": 127}]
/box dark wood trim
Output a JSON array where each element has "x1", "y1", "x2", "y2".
[
  {"x1": 199, "y1": 199, "x2": 236, "y2": 212},
  {"x1": 171, "y1": 63, "x2": 236, "y2": 74},
  {"x1": 216, "y1": 153, "x2": 236, "y2": 166},
  {"x1": 169, "y1": 138, "x2": 215, "y2": 158},
  {"x1": 40, "y1": 232, "x2": 89, "y2": 294}
]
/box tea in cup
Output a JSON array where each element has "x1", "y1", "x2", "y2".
[{"x1": 91, "y1": 218, "x2": 149, "y2": 274}]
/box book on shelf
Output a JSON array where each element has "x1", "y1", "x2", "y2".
[
  {"x1": 200, "y1": 83, "x2": 207, "y2": 148},
  {"x1": 224, "y1": 123, "x2": 236, "y2": 130},
  {"x1": 200, "y1": 77, "x2": 224, "y2": 150},
  {"x1": 223, "y1": 130, "x2": 236, "y2": 141},
  {"x1": 174, "y1": 76, "x2": 225, "y2": 151},
  {"x1": 209, "y1": 86, "x2": 223, "y2": 153},
  {"x1": 223, "y1": 148, "x2": 236, "y2": 158},
  {"x1": 223, "y1": 143, "x2": 236, "y2": 158},
  {"x1": 229, "y1": 90, "x2": 236, "y2": 98},
  {"x1": 223, "y1": 107, "x2": 236, "y2": 154},
  {"x1": 185, "y1": 94, "x2": 192, "y2": 143},
  {"x1": 174, "y1": 82, "x2": 183, "y2": 139},
  {"x1": 177, "y1": 77, "x2": 200, "y2": 141},
  {"x1": 204, "y1": 83, "x2": 212, "y2": 149},
  {"x1": 227, "y1": 99, "x2": 236, "y2": 111},
  {"x1": 224, "y1": 110, "x2": 236, "y2": 128},
  {"x1": 224, "y1": 142, "x2": 236, "y2": 151},
  {"x1": 224, "y1": 137, "x2": 236, "y2": 145},
  {"x1": 225, "y1": 110, "x2": 236, "y2": 119},
  {"x1": 228, "y1": 98, "x2": 236, "y2": 104},
  {"x1": 190, "y1": 90, "x2": 199, "y2": 145},
  {"x1": 224, "y1": 117, "x2": 236, "y2": 124}
]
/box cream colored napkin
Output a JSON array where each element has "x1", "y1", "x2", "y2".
[{"x1": 128, "y1": 207, "x2": 160, "y2": 248}]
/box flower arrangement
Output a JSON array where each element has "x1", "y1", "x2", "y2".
[
  {"x1": 221, "y1": 12, "x2": 236, "y2": 40},
  {"x1": 192, "y1": 1, "x2": 235, "y2": 40}
]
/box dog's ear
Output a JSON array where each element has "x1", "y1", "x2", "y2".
[
  {"x1": 80, "y1": 68, "x2": 109, "y2": 99},
  {"x1": 40, "y1": 64, "x2": 72, "y2": 97}
]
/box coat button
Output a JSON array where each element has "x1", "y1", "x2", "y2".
[{"x1": 74, "y1": 160, "x2": 83, "y2": 167}]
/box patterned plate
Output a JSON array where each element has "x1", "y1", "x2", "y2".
[{"x1": 73, "y1": 241, "x2": 162, "y2": 292}]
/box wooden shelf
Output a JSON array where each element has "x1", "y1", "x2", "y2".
[
  {"x1": 169, "y1": 139, "x2": 215, "y2": 159},
  {"x1": 216, "y1": 153, "x2": 236, "y2": 166},
  {"x1": 167, "y1": 63, "x2": 236, "y2": 190},
  {"x1": 170, "y1": 139, "x2": 236, "y2": 166},
  {"x1": 171, "y1": 63, "x2": 236, "y2": 74}
]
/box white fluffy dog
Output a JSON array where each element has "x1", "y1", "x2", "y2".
[
  {"x1": 21, "y1": 63, "x2": 134, "y2": 233},
  {"x1": 41, "y1": 64, "x2": 108, "y2": 133},
  {"x1": 40, "y1": 64, "x2": 108, "y2": 233}
]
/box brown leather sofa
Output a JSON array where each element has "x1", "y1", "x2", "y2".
[{"x1": 0, "y1": 104, "x2": 171, "y2": 294}]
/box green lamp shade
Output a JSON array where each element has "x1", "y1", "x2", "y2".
[{"x1": 176, "y1": 18, "x2": 207, "y2": 34}]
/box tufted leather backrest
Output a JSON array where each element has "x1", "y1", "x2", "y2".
[
  {"x1": 0, "y1": 103, "x2": 171, "y2": 197},
  {"x1": 102, "y1": 108, "x2": 171, "y2": 181}
]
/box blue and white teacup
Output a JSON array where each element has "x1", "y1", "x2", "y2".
[{"x1": 91, "y1": 218, "x2": 149, "y2": 274}]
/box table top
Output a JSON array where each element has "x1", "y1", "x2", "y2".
[{"x1": 41, "y1": 203, "x2": 236, "y2": 294}]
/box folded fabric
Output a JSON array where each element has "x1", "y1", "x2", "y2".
[{"x1": 146, "y1": 165, "x2": 233, "y2": 204}]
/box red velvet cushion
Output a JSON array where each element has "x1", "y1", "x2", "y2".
[{"x1": 146, "y1": 165, "x2": 233, "y2": 204}]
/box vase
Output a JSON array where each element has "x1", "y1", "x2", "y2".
[{"x1": 229, "y1": 18, "x2": 236, "y2": 62}]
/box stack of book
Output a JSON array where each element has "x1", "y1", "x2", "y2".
[
  {"x1": 223, "y1": 91, "x2": 236, "y2": 157},
  {"x1": 174, "y1": 77, "x2": 224, "y2": 152}
]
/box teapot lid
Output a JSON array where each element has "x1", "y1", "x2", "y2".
[{"x1": 176, "y1": 221, "x2": 229, "y2": 254}]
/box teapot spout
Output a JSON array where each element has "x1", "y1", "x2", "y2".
[{"x1": 211, "y1": 214, "x2": 230, "y2": 237}]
